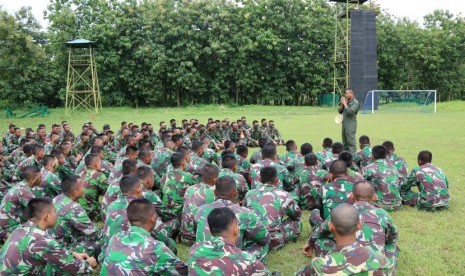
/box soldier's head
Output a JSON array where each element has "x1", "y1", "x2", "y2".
[
  {"x1": 122, "y1": 159, "x2": 138, "y2": 176},
  {"x1": 176, "y1": 145, "x2": 191, "y2": 164},
  {"x1": 201, "y1": 164, "x2": 220, "y2": 185},
  {"x1": 127, "y1": 198, "x2": 157, "y2": 232},
  {"x1": 304, "y1": 153, "x2": 318, "y2": 166},
  {"x1": 331, "y1": 142, "x2": 344, "y2": 155},
  {"x1": 224, "y1": 140, "x2": 236, "y2": 152},
  {"x1": 215, "y1": 176, "x2": 238, "y2": 202},
  {"x1": 51, "y1": 149, "x2": 65, "y2": 166},
  {"x1": 208, "y1": 207, "x2": 239, "y2": 243},
  {"x1": 22, "y1": 166, "x2": 42, "y2": 187},
  {"x1": 23, "y1": 144, "x2": 34, "y2": 157},
  {"x1": 14, "y1": 127, "x2": 21, "y2": 137},
  {"x1": 351, "y1": 180, "x2": 376, "y2": 203},
  {"x1": 24, "y1": 197, "x2": 57, "y2": 229},
  {"x1": 138, "y1": 147, "x2": 153, "y2": 165},
  {"x1": 137, "y1": 166, "x2": 155, "y2": 190},
  {"x1": 338, "y1": 151, "x2": 354, "y2": 168},
  {"x1": 261, "y1": 118, "x2": 267, "y2": 127},
  {"x1": 163, "y1": 138, "x2": 175, "y2": 150},
  {"x1": 92, "y1": 138, "x2": 104, "y2": 147},
  {"x1": 258, "y1": 137, "x2": 268, "y2": 149},
  {"x1": 125, "y1": 146, "x2": 139, "y2": 160},
  {"x1": 418, "y1": 150, "x2": 432, "y2": 165},
  {"x1": 345, "y1": 88, "x2": 355, "y2": 100},
  {"x1": 171, "y1": 134, "x2": 183, "y2": 147},
  {"x1": 192, "y1": 141, "x2": 205, "y2": 157},
  {"x1": 8, "y1": 124, "x2": 16, "y2": 133},
  {"x1": 62, "y1": 174, "x2": 85, "y2": 200},
  {"x1": 285, "y1": 140, "x2": 297, "y2": 152},
  {"x1": 90, "y1": 146, "x2": 104, "y2": 160},
  {"x1": 221, "y1": 154, "x2": 237, "y2": 172},
  {"x1": 171, "y1": 152, "x2": 186, "y2": 169},
  {"x1": 33, "y1": 145, "x2": 45, "y2": 159},
  {"x1": 43, "y1": 155, "x2": 58, "y2": 172},
  {"x1": 329, "y1": 160, "x2": 348, "y2": 179},
  {"x1": 300, "y1": 143, "x2": 313, "y2": 155},
  {"x1": 262, "y1": 145, "x2": 277, "y2": 160},
  {"x1": 371, "y1": 145, "x2": 387, "y2": 161},
  {"x1": 120, "y1": 175, "x2": 143, "y2": 198},
  {"x1": 382, "y1": 141, "x2": 395, "y2": 156},
  {"x1": 85, "y1": 153, "x2": 101, "y2": 171},
  {"x1": 329, "y1": 203, "x2": 361, "y2": 239},
  {"x1": 236, "y1": 145, "x2": 248, "y2": 158},
  {"x1": 261, "y1": 166, "x2": 278, "y2": 186},
  {"x1": 359, "y1": 135, "x2": 370, "y2": 149}
]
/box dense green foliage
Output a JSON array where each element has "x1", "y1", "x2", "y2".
[{"x1": 1, "y1": 1, "x2": 465, "y2": 107}]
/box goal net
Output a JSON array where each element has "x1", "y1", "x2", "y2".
[{"x1": 361, "y1": 90, "x2": 437, "y2": 114}]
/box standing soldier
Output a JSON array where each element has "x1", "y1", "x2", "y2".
[
  {"x1": 0, "y1": 198, "x2": 97, "y2": 274},
  {"x1": 48, "y1": 175, "x2": 103, "y2": 257},
  {"x1": 245, "y1": 166, "x2": 302, "y2": 251},
  {"x1": 189, "y1": 207, "x2": 269, "y2": 275},
  {"x1": 338, "y1": 88, "x2": 360, "y2": 153}
]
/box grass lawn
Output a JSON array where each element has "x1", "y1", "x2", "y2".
[{"x1": 1, "y1": 102, "x2": 464, "y2": 275}]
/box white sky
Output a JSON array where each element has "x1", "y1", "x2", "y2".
[{"x1": 2, "y1": 0, "x2": 465, "y2": 29}]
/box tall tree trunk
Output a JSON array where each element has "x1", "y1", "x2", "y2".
[{"x1": 176, "y1": 86, "x2": 181, "y2": 107}]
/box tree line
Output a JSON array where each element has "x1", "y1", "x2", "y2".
[{"x1": 1, "y1": 0, "x2": 464, "y2": 108}]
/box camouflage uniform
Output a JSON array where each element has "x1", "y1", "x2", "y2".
[
  {"x1": 310, "y1": 177, "x2": 354, "y2": 228},
  {"x1": 244, "y1": 184, "x2": 302, "y2": 250},
  {"x1": 280, "y1": 151, "x2": 302, "y2": 169},
  {"x1": 48, "y1": 193, "x2": 103, "y2": 256},
  {"x1": 236, "y1": 154, "x2": 251, "y2": 176},
  {"x1": 36, "y1": 167, "x2": 62, "y2": 198},
  {"x1": 7, "y1": 135, "x2": 22, "y2": 152},
  {"x1": 248, "y1": 127, "x2": 262, "y2": 147},
  {"x1": 161, "y1": 168, "x2": 199, "y2": 218},
  {"x1": 188, "y1": 236, "x2": 269, "y2": 276},
  {"x1": 101, "y1": 176, "x2": 123, "y2": 220},
  {"x1": 354, "y1": 144, "x2": 372, "y2": 169},
  {"x1": 0, "y1": 181, "x2": 35, "y2": 239},
  {"x1": 218, "y1": 168, "x2": 249, "y2": 201},
  {"x1": 0, "y1": 179, "x2": 12, "y2": 202},
  {"x1": 296, "y1": 241, "x2": 392, "y2": 276},
  {"x1": 203, "y1": 147, "x2": 220, "y2": 165},
  {"x1": 387, "y1": 153, "x2": 408, "y2": 186},
  {"x1": 363, "y1": 159, "x2": 402, "y2": 211},
  {"x1": 187, "y1": 154, "x2": 209, "y2": 176},
  {"x1": 0, "y1": 221, "x2": 93, "y2": 275},
  {"x1": 323, "y1": 154, "x2": 338, "y2": 171},
  {"x1": 402, "y1": 163, "x2": 450, "y2": 211},
  {"x1": 267, "y1": 127, "x2": 283, "y2": 143},
  {"x1": 316, "y1": 148, "x2": 332, "y2": 167},
  {"x1": 15, "y1": 156, "x2": 42, "y2": 179},
  {"x1": 151, "y1": 148, "x2": 174, "y2": 184},
  {"x1": 346, "y1": 168, "x2": 364, "y2": 184},
  {"x1": 78, "y1": 168, "x2": 109, "y2": 221},
  {"x1": 296, "y1": 165, "x2": 329, "y2": 210},
  {"x1": 180, "y1": 182, "x2": 216, "y2": 245},
  {"x1": 194, "y1": 199, "x2": 270, "y2": 260},
  {"x1": 309, "y1": 201, "x2": 399, "y2": 265},
  {"x1": 250, "y1": 160, "x2": 296, "y2": 200},
  {"x1": 101, "y1": 225, "x2": 188, "y2": 275},
  {"x1": 250, "y1": 149, "x2": 263, "y2": 164}
]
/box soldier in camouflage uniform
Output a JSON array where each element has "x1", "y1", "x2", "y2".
[
  {"x1": 180, "y1": 164, "x2": 219, "y2": 245},
  {"x1": 48, "y1": 175, "x2": 103, "y2": 257},
  {"x1": 36, "y1": 155, "x2": 62, "y2": 198},
  {"x1": 78, "y1": 154, "x2": 109, "y2": 221},
  {"x1": 15, "y1": 144, "x2": 44, "y2": 180},
  {"x1": 109, "y1": 145, "x2": 138, "y2": 182},
  {"x1": 297, "y1": 203, "x2": 393, "y2": 275},
  {"x1": 0, "y1": 198, "x2": 97, "y2": 274},
  {"x1": 152, "y1": 139, "x2": 175, "y2": 185},
  {"x1": 72, "y1": 133, "x2": 89, "y2": 157},
  {"x1": 267, "y1": 120, "x2": 284, "y2": 145},
  {"x1": 189, "y1": 207, "x2": 269, "y2": 276},
  {"x1": 322, "y1": 142, "x2": 344, "y2": 170},
  {"x1": 218, "y1": 154, "x2": 249, "y2": 201},
  {"x1": 362, "y1": 145, "x2": 402, "y2": 211},
  {"x1": 310, "y1": 160, "x2": 353, "y2": 228},
  {"x1": 248, "y1": 120, "x2": 262, "y2": 147},
  {"x1": 161, "y1": 152, "x2": 199, "y2": 218},
  {"x1": 236, "y1": 145, "x2": 251, "y2": 179},
  {"x1": 338, "y1": 151, "x2": 364, "y2": 183},
  {"x1": 402, "y1": 150, "x2": 450, "y2": 211},
  {"x1": 316, "y1": 138, "x2": 333, "y2": 166},
  {"x1": 383, "y1": 140, "x2": 409, "y2": 186},
  {"x1": 194, "y1": 176, "x2": 269, "y2": 260},
  {"x1": 0, "y1": 166, "x2": 41, "y2": 240},
  {"x1": 354, "y1": 135, "x2": 372, "y2": 169},
  {"x1": 34, "y1": 127, "x2": 48, "y2": 146},
  {"x1": 101, "y1": 198, "x2": 188, "y2": 275},
  {"x1": 226, "y1": 122, "x2": 245, "y2": 145},
  {"x1": 250, "y1": 145, "x2": 296, "y2": 199},
  {"x1": 187, "y1": 141, "x2": 210, "y2": 176},
  {"x1": 2, "y1": 124, "x2": 15, "y2": 153},
  {"x1": 250, "y1": 137, "x2": 268, "y2": 164},
  {"x1": 296, "y1": 153, "x2": 329, "y2": 210},
  {"x1": 338, "y1": 88, "x2": 360, "y2": 153},
  {"x1": 306, "y1": 181, "x2": 399, "y2": 267},
  {"x1": 280, "y1": 140, "x2": 302, "y2": 168},
  {"x1": 7, "y1": 127, "x2": 22, "y2": 153},
  {"x1": 245, "y1": 166, "x2": 302, "y2": 251}
]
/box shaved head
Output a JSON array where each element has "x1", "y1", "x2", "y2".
[
  {"x1": 331, "y1": 203, "x2": 359, "y2": 236},
  {"x1": 352, "y1": 181, "x2": 375, "y2": 201}
]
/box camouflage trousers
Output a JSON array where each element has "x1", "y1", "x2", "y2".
[
  {"x1": 402, "y1": 190, "x2": 449, "y2": 212},
  {"x1": 65, "y1": 231, "x2": 104, "y2": 257},
  {"x1": 242, "y1": 240, "x2": 269, "y2": 263},
  {"x1": 309, "y1": 209, "x2": 324, "y2": 230},
  {"x1": 269, "y1": 219, "x2": 302, "y2": 251},
  {"x1": 152, "y1": 218, "x2": 180, "y2": 254},
  {"x1": 299, "y1": 183, "x2": 318, "y2": 210}
]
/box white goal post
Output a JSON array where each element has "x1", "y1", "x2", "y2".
[{"x1": 362, "y1": 90, "x2": 437, "y2": 114}]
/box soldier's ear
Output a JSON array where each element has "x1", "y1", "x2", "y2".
[
  {"x1": 371, "y1": 194, "x2": 377, "y2": 202},
  {"x1": 349, "y1": 192, "x2": 355, "y2": 202},
  {"x1": 328, "y1": 222, "x2": 335, "y2": 234},
  {"x1": 356, "y1": 221, "x2": 362, "y2": 231}
]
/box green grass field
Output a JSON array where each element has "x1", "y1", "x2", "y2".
[{"x1": 1, "y1": 102, "x2": 464, "y2": 275}]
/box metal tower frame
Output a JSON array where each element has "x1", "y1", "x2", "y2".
[
  {"x1": 65, "y1": 39, "x2": 102, "y2": 114},
  {"x1": 330, "y1": 0, "x2": 367, "y2": 102}
]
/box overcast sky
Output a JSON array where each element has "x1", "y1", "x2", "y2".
[{"x1": 2, "y1": 0, "x2": 465, "y2": 29}]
